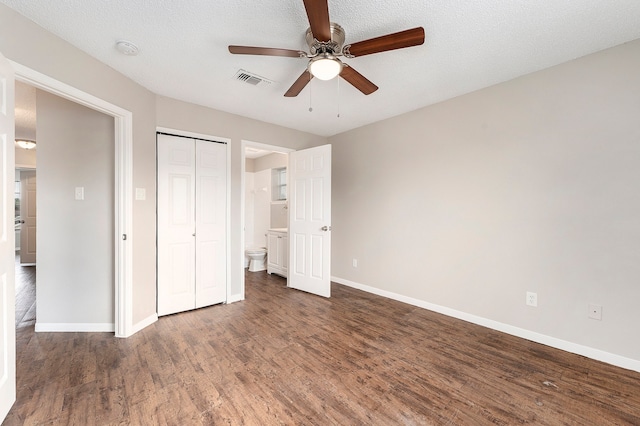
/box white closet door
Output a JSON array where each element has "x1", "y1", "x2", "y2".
[
  {"x1": 157, "y1": 134, "x2": 196, "y2": 316},
  {"x1": 194, "y1": 140, "x2": 226, "y2": 308}
]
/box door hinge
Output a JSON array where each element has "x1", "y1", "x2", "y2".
[{"x1": 122, "y1": 234, "x2": 127, "y2": 241}]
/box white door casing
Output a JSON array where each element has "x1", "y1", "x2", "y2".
[
  {"x1": 288, "y1": 144, "x2": 332, "y2": 298},
  {"x1": 11, "y1": 60, "x2": 133, "y2": 338},
  {"x1": 157, "y1": 134, "x2": 196, "y2": 316},
  {"x1": 194, "y1": 140, "x2": 226, "y2": 308},
  {"x1": 19, "y1": 170, "x2": 36, "y2": 265},
  {"x1": 157, "y1": 134, "x2": 227, "y2": 316},
  {"x1": 0, "y1": 51, "x2": 16, "y2": 422}
]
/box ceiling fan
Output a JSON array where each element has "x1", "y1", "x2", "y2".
[{"x1": 228, "y1": 0, "x2": 425, "y2": 97}]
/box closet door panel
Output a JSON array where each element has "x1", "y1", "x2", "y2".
[
  {"x1": 157, "y1": 134, "x2": 196, "y2": 316},
  {"x1": 195, "y1": 140, "x2": 227, "y2": 308}
]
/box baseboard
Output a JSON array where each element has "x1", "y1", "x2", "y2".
[
  {"x1": 331, "y1": 276, "x2": 640, "y2": 373},
  {"x1": 35, "y1": 322, "x2": 115, "y2": 333},
  {"x1": 131, "y1": 313, "x2": 158, "y2": 335}
]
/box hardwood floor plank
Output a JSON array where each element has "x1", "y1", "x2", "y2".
[{"x1": 4, "y1": 270, "x2": 640, "y2": 425}]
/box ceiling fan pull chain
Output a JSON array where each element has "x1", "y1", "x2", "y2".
[
  {"x1": 337, "y1": 76, "x2": 340, "y2": 118},
  {"x1": 308, "y1": 73, "x2": 313, "y2": 112}
]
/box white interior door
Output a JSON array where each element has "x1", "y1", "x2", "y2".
[
  {"x1": 157, "y1": 134, "x2": 196, "y2": 316},
  {"x1": 0, "y1": 51, "x2": 16, "y2": 422},
  {"x1": 288, "y1": 144, "x2": 332, "y2": 297},
  {"x1": 194, "y1": 140, "x2": 226, "y2": 308},
  {"x1": 19, "y1": 170, "x2": 36, "y2": 264}
]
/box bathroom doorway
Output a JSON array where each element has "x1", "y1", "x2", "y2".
[{"x1": 241, "y1": 141, "x2": 293, "y2": 295}]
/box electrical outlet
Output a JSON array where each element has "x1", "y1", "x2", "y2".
[
  {"x1": 75, "y1": 186, "x2": 85, "y2": 200},
  {"x1": 588, "y1": 304, "x2": 602, "y2": 320},
  {"x1": 352, "y1": 258, "x2": 358, "y2": 268},
  {"x1": 526, "y1": 291, "x2": 538, "y2": 307}
]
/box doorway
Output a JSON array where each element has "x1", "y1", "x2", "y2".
[
  {"x1": 14, "y1": 169, "x2": 36, "y2": 329},
  {"x1": 241, "y1": 141, "x2": 294, "y2": 297},
  {"x1": 13, "y1": 61, "x2": 133, "y2": 336},
  {"x1": 241, "y1": 142, "x2": 333, "y2": 299}
]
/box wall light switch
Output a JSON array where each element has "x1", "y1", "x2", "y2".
[
  {"x1": 135, "y1": 187, "x2": 146, "y2": 201},
  {"x1": 75, "y1": 187, "x2": 85, "y2": 200}
]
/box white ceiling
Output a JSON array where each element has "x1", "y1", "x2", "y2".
[
  {"x1": 14, "y1": 81, "x2": 36, "y2": 141},
  {"x1": 4, "y1": 1, "x2": 640, "y2": 137}
]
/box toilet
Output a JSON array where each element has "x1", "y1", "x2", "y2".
[{"x1": 245, "y1": 247, "x2": 267, "y2": 272}]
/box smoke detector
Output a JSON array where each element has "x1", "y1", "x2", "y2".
[{"x1": 115, "y1": 40, "x2": 139, "y2": 56}]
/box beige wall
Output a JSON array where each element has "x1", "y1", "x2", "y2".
[
  {"x1": 254, "y1": 152, "x2": 287, "y2": 172},
  {"x1": 245, "y1": 158, "x2": 255, "y2": 173},
  {"x1": 330, "y1": 39, "x2": 640, "y2": 362},
  {"x1": 36, "y1": 90, "x2": 114, "y2": 325},
  {"x1": 156, "y1": 96, "x2": 327, "y2": 298},
  {"x1": 15, "y1": 147, "x2": 36, "y2": 168},
  {"x1": 0, "y1": 4, "x2": 158, "y2": 326}
]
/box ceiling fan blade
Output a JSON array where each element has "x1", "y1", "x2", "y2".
[
  {"x1": 345, "y1": 27, "x2": 425, "y2": 57},
  {"x1": 340, "y1": 65, "x2": 378, "y2": 95},
  {"x1": 284, "y1": 70, "x2": 313, "y2": 97},
  {"x1": 302, "y1": 0, "x2": 331, "y2": 42},
  {"x1": 229, "y1": 45, "x2": 305, "y2": 58}
]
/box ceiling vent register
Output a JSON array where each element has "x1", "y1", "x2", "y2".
[{"x1": 234, "y1": 69, "x2": 274, "y2": 88}]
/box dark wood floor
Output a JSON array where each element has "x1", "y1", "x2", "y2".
[
  {"x1": 15, "y1": 253, "x2": 36, "y2": 329},
  {"x1": 4, "y1": 270, "x2": 640, "y2": 425}
]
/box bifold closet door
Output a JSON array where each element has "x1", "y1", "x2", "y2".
[
  {"x1": 194, "y1": 139, "x2": 227, "y2": 308},
  {"x1": 157, "y1": 134, "x2": 227, "y2": 317}
]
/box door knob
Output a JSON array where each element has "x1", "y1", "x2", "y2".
[{"x1": 321, "y1": 226, "x2": 331, "y2": 231}]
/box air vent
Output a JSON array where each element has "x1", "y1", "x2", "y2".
[{"x1": 234, "y1": 69, "x2": 274, "y2": 88}]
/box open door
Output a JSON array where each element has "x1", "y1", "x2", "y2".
[
  {"x1": 19, "y1": 170, "x2": 36, "y2": 265},
  {"x1": 288, "y1": 144, "x2": 331, "y2": 297},
  {"x1": 0, "y1": 51, "x2": 17, "y2": 421}
]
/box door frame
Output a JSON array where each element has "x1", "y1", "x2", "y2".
[
  {"x1": 156, "y1": 127, "x2": 232, "y2": 305},
  {"x1": 11, "y1": 61, "x2": 134, "y2": 337},
  {"x1": 239, "y1": 140, "x2": 294, "y2": 300}
]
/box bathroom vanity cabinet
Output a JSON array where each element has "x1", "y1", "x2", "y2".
[{"x1": 267, "y1": 229, "x2": 288, "y2": 277}]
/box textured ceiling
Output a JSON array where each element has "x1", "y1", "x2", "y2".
[
  {"x1": 14, "y1": 81, "x2": 36, "y2": 141},
  {"x1": 3, "y1": 1, "x2": 640, "y2": 137}
]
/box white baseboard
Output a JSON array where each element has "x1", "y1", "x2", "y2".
[
  {"x1": 332, "y1": 276, "x2": 640, "y2": 373},
  {"x1": 35, "y1": 322, "x2": 115, "y2": 333},
  {"x1": 131, "y1": 313, "x2": 158, "y2": 335}
]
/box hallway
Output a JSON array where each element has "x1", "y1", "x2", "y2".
[{"x1": 15, "y1": 253, "x2": 35, "y2": 329}]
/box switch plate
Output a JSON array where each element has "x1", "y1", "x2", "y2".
[
  {"x1": 526, "y1": 291, "x2": 538, "y2": 307},
  {"x1": 135, "y1": 187, "x2": 146, "y2": 200},
  {"x1": 352, "y1": 258, "x2": 358, "y2": 268},
  {"x1": 588, "y1": 304, "x2": 602, "y2": 320},
  {"x1": 75, "y1": 187, "x2": 84, "y2": 200}
]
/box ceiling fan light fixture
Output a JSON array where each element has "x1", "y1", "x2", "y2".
[
  {"x1": 308, "y1": 54, "x2": 343, "y2": 81},
  {"x1": 15, "y1": 139, "x2": 36, "y2": 150}
]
